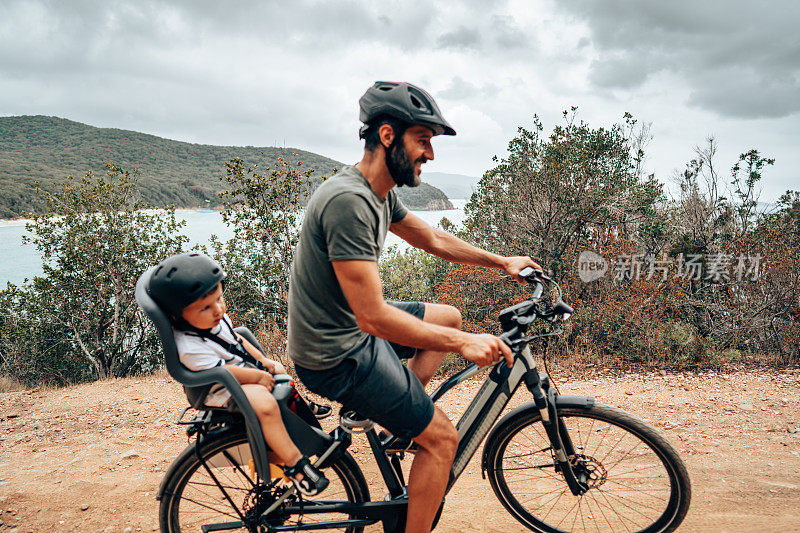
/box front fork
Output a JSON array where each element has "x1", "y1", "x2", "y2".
[{"x1": 521, "y1": 349, "x2": 589, "y2": 496}]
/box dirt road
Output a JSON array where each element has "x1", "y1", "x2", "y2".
[{"x1": 1, "y1": 368, "x2": 798, "y2": 532}]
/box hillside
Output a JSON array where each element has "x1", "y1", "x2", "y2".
[
  {"x1": 0, "y1": 116, "x2": 452, "y2": 218},
  {"x1": 422, "y1": 171, "x2": 480, "y2": 200}
]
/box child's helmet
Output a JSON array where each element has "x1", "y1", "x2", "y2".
[
  {"x1": 358, "y1": 81, "x2": 456, "y2": 138},
  {"x1": 146, "y1": 252, "x2": 226, "y2": 318}
]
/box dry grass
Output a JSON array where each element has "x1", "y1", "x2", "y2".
[{"x1": 0, "y1": 374, "x2": 27, "y2": 393}]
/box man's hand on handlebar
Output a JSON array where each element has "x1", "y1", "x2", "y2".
[
  {"x1": 503, "y1": 256, "x2": 543, "y2": 284},
  {"x1": 459, "y1": 333, "x2": 514, "y2": 369}
]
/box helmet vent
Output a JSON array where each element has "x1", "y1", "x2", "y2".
[
  {"x1": 166, "y1": 267, "x2": 178, "y2": 279},
  {"x1": 212, "y1": 268, "x2": 220, "y2": 274},
  {"x1": 407, "y1": 87, "x2": 432, "y2": 115},
  {"x1": 189, "y1": 281, "x2": 202, "y2": 294}
]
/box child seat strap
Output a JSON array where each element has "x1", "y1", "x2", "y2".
[{"x1": 193, "y1": 317, "x2": 264, "y2": 369}]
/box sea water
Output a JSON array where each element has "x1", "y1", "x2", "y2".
[{"x1": 0, "y1": 200, "x2": 467, "y2": 287}]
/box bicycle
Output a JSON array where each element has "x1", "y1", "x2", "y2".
[{"x1": 137, "y1": 267, "x2": 691, "y2": 532}]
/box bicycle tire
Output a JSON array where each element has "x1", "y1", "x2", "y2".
[
  {"x1": 159, "y1": 429, "x2": 370, "y2": 532},
  {"x1": 485, "y1": 404, "x2": 691, "y2": 533}
]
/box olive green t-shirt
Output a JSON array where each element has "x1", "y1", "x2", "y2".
[{"x1": 287, "y1": 165, "x2": 408, "y2": 370}]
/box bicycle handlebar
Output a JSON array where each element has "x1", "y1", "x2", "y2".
[{"x1": 499, "y1": 265, "x2": 574, "y2": 348}]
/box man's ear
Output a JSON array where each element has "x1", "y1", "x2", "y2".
[{"x1": 378, "y1": 123, "x2": 395, "y2": 149}]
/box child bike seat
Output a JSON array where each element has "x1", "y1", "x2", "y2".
[{"x1": 135, "y1": 267, "x2": 330, "y2": 481}]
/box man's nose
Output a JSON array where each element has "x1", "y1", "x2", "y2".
[{"x1": 425, "y1": 143, "x2": 434, "y2": 161}]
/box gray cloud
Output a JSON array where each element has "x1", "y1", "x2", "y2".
[
  {"x1": 560, "y1": 1, "x2": 800, "y2": 119},
  {"x1": 439, "y1": 76, "x2": 499, "y2": 101},
  {"x1": 0, "y1": 0, "x2": 440, "y2": 72},
  {"x1": 687, "y1": 67, "x2": 800, "y2": 119},
  {"x1": 589, "y1": 54, "x2": 656, "y2": 89},
  {"x1": 437, "y1": 26, "x2": 481, "y2": 49},
  {"x1": 490, "y1": 15, "x2": 529, "y2": 49}
]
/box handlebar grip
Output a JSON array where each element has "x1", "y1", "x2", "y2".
[{"x1": 518, "y1": 266, "x2": 539, "y2": 281}]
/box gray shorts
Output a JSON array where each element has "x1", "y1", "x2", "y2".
[{"x1": 295, "y1": 301, "x2": 434, "y2": 440}]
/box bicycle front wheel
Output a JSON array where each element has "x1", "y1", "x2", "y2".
[
  {"x1": 159, "y1": 430, "x2": 370, "y2": 532},
  {"x1": 485, "y1": 404, "x2": 691, "y2": 533}
]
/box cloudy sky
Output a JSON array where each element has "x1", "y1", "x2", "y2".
[{"x1": 1, "y1": 0, "x2": 798, "y2": 200}]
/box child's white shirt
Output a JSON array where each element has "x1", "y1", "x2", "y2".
[{"x1": 174, "y1": 314, "x2": 248, "y2": 371}]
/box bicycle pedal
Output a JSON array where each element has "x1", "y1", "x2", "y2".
[{"x1": 339, "y1": 410, "x2": 375, "y2": 433}]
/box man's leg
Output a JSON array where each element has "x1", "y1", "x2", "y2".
[
  {"x1": 407, "y1": 407, "x2": 458, "y2": 533},
  {"x1": 407, "y1": 303, "x2": 462, "y2": 387}
]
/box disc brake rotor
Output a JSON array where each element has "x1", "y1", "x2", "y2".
[{"x1": 571, "y1": 453, "x2": 608, "y2": 489}]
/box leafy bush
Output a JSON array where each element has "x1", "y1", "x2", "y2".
[
  {"x1": 0, "y1": 165, "x2": 186, "y2": 385},
  {"x1": 208, "y1": 156, "x2": 311, "y2": 331}
]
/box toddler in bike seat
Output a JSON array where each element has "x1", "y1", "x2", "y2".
[{"x1": 148, "y1": 252, "x2": 329, "y2": 496}]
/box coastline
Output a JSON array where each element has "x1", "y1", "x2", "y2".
[
  {"x1": 0, "y1": 200, "x2": 468, "y2": 286},
  {"x1": 0, "y1": 200, "x2": 466, "y2": 226},
  {"x1": 0, "y1": 207, "x2": 223, "y2": 227}
]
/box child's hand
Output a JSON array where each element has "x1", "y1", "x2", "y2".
[
  {"x1": 258, "y1": 371, "x2": 275, "y2": 391},
  {"x1": 271, "y1": 361, "x2": 287, "y2": 374}
]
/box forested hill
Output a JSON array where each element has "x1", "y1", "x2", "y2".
[{"x1": 0, "y1": 115, "x2": 452, "y2": 218}]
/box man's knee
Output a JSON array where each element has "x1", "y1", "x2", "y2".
[
  {"x1": 424, "y1": 303, "x2": 462, "y2": 330},
  {"x1": 444, "y1": 305, "x2": 462, "y2": 330},
  {"x1": 414, "y1": 408, "x2": 458, "y2": 459}
]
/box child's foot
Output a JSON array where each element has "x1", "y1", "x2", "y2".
[
  {"x1": 283, "y1": 456, "x2": 329, "y2": 496},
  {"x1": 308, "y1": 401, "x2": 332, "y2": 420}
]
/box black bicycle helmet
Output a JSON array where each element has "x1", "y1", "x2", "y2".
[
  {"x1": 358, "y1": 81, "x2": 456, "y2": 138},
  {"x1": 146, "y1": 252, "x2": 226, "y2": 318}
]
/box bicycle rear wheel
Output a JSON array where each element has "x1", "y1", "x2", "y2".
[
  {"x1": 159, "y1": 430, "x2": 369, "y2": 532},
  {"x1": 485, "y1": 404, "x2": 690, "y2": 533}
]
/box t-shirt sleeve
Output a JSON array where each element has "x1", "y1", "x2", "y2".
[
  {"x1": 389, "y1": 190, "x2": 408, "y2": 223},
  {"x1": 322, "y1": 194, "x2": 380, "y2": 261}
]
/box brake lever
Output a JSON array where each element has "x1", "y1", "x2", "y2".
[{"x1": 518, "y1": 266, "x2": 543, "y2": 282}]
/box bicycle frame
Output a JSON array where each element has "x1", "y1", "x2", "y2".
[{"x1": 261, "y1": 344, "x2": 595, "y2": 531}]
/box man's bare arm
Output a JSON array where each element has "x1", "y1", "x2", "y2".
[
  {"x1": 331, "y1": 259, "x2": 512, "y2": 367},
  {"x1": 390, "y1": 212, "x2": 541, "y2": 281}
]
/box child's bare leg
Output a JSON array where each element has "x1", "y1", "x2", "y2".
[
  {"x1": 241, "y1": 384, "x2": 302, "y2": 466},
  {"x1": 240, "y1": 384, "x2": 328, "y2": 495}
]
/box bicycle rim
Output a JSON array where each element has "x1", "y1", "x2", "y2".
[
  {"x1": 486, "y1": 404, "x2": 690, "y2": 533},
  {"x1": 160, "y1": 431, "x2": 368, "y2": 532}
]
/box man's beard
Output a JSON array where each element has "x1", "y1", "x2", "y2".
[{"x1": 386, "y1": 138, "x2": 422, "y2": 187}]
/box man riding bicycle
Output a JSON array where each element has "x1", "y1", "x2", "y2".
[{"x1": 288, "y1": 81, "x2": 541, "y2": 533}]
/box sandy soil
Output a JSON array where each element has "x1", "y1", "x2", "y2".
[{"x1": 1, "y1": 367, "x2": 798, "y2": 532}]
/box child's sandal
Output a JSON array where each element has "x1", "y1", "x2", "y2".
[{"x1": 283, "y1": 456, "x2": 329, "y2": 496}]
